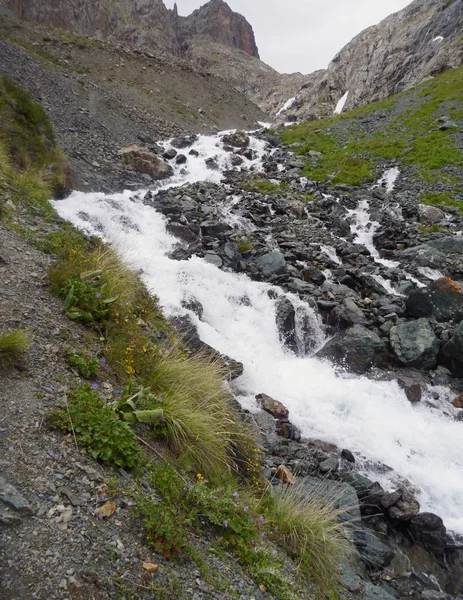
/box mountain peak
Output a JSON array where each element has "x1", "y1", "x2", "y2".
[{"x1": 179, "y1": 0, "x2": 260, "y2": 59}]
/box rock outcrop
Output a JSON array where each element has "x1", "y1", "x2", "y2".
[
  {"x1": 277, "y1": 0, "x2": 463, "y2": 119},
  {"x1": 4, "y1": 0, "x2": 260, "y2": 61},
  {"x1": 177, "y1": 0, "x2": 259, "y2": 59}
]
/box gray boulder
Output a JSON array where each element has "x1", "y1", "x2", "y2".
[
  {"x1": 418, "y1": 204, "x2": 444, "y2": 225},
  {"x1": 316, "y1": 324, "x2": 386, "y2": 374},
  {"x1": 406, "y1": 279, "x2": 463, "y2": 322},
  {"x1": 440, "y1": 321, "x2": 463, "y2": 377},
  {"x1": 363, "y1": 582, "x2": 397, "y2": 600},
  {"x1": 222, "y1": 131, "x2": 250, "y2": 148},
  {"x1": 390, "y1": 319, "x2": 439, "y2": 370},
  {"x1": 256, "y1": 250, "x2": 286, "y2": 277}
]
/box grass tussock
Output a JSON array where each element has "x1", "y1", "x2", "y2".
[
  {"x1": 263, "y1": 484, "x2": 352, "y2": 588},
  {"x1": 0, "y1": 329, "x2": 31, "y2": 369}
]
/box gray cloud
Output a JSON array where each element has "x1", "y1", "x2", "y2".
[{"x1": 165, "y1": 0, "x2": 412, "y2": 73}]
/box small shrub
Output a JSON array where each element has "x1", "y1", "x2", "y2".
[
  {"x1": 237, "y1": 236, "x2": 255, "y2": 253},
  {"x1": 49, "y1": 384, "x2": 141, "y2": 469},
  {"x1": 0, "y1": 329, "x2": 30, "y2": 369},
  {"x1": 66, "y1": 350, "x2": 100, "y2": 379},
  {"x1": 60, "y1": 271, "x2": 119, "y2": 322}
]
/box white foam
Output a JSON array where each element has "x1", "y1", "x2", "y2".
[
  {"x1": 276, "y1": 97, "x2": 296, "y2": 117},
  {"x1": 376, "y1": 167, "x2": 400, "y2": 193},
  {"x1": 52, "y1": 134, "x2": 463, "y2": 534},
  {"x1": 334, "y1": 91, "x2": 349, "y2": 115},
  {"x1": 320, "y1": 244, "x2": 342, "y2": 265},
  {"x1": 418, "y1": 267, "x2": 444, "y2": 281}
]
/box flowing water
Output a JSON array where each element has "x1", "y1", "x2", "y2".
[{"x1": 52, "y1": 132, "x2": 463, "y2": 533}]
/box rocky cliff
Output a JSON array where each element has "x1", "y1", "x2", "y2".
[
  {"x1": 177, "y1": 0, "x2": 259, "y2": 59},
  {"x1": 278, "y1": 0, "x2": 463, "y2": 120},
  {"x1": 3, "y1": 0, "x2": 260, "y2": 60}
]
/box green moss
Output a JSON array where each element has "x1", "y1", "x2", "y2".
[
  {"x1": 420, "y1": 191, "x2": 462, "y2": 213},
  {"x1": 241, "y1": 177, "x2": 289, "y2": 194}
]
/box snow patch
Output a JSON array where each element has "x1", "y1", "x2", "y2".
[{"x1": 334, "y1": 91, "x2": 349, "y2": 115}]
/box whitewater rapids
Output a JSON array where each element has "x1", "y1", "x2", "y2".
[{"x1": 52, "y1": 131, "x2": 463, "y2": 534}]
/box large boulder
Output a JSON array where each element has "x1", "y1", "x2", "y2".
[
  {"x1": 427, "y1": 236, "x2": 463, "y2": 255},
  {"x1": 390, "y1": 319, "x2": 439, "y2": 370},
  {"x1": 316, "y1": 324, "x2": 386, "y2": 374},
  {"x1": 440, "y1": 321, "x2": 463, "y2": 377},
  {"x1": 406, "y1": 279, "x2": 463, "y2": 322},
  {"x1": 275, "y1": 297, "x2": 297, "y2": 352},
  {"x1": 355, "y1": 529, "x2": 395, "y2": 570},
  {"x1": 409, "y1": 513, "x2": 447, "y2": 557},
  {"x1": 327, "y1": 298, "x2": 368, "y2": 329},
  {"x1": 418, "y1": 204, "x2": 444, "y2": 225},
  {"x1": 256, "y1": 251, "x2": 286, "y2": 278},
  {"x1": 222, "y1": 131, "x2": 250, "y2": 148},
  {"x1": 119, "y1": 145, "x2": 173, "y2": 180}
]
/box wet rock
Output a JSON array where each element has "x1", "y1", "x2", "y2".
[
  {"x1": 222, "y1": 131, "x2": 250, "y2": 148},
  {"x1": 175, "y1": 153, "x2": 187, "y2": 165},
  {"x1": 302, "y1": 266, "x2": 326, "y2": 285},
  {"x1": 440, "y1": 321, "x2": 463, "y2": 377},
  {"x1": 275, "y1": 420, "x2": 302, "y2": 442},
  {"x1": 166, "y1": 223, "x2": 199, "y2": 244},
  {"x1": 406, "y1": 279, "x2": 463, "y2": 322},
  {"x1": 256, "y1": 250, "x2": 286, "y2": 277},
  {"x1": 119, "y1": 145, "x2": 173, "y2": 180},
  {"x1": 162, "y1": 148, "x2": 177, "y2": 160},
  {"x1": 203, "y1": 252, "x2": 223, "y2": 268},
  {"x1": 275, "y1": 297, "x2": 297, "y2": 352},
  {"x1": 181, "y1": 297, "x2": 204, "y2": 319},
  {"x1": 205, "y1": 157, "x2": 219, "y2": 170},
  {"x1": 316, "y1": 324, "x2": 386, "y2": 374},
  {"x1": 171, "y1": 135, "x2": 198, "y2": 149},
  {"x1": 452, "y1": 395, "x2": 463, "y2": 409},
  {"x1": 200, "y1": 221, "x2": 232, "y2": 237},
  {"x1": 381, "y1": 488, "x2": 420, "y2": 521},
  {"x1": 344, "y1": 473, "x2": 374, "y2": 498},
  {"x1": 341, "y1": 449, "x2": 355, "y2": 463},
  {"x1": 409, "y1": 513, "x2": 447, "y2": 557},
  {"x1": 230, "y1": 154, "x2": 244, "y2": 166},
  {"x1": 255, "y1": 393, "x2": 289, "y2": 420},
  {"x1": 319, "y1": 456, "x2": 338, "y2": 473},
  {"x1": 397, "y1": 376, "x2": 422, "y2": 403},
  {"x1": 390, "y1": 319, "x2": 439, "y2": 370}
]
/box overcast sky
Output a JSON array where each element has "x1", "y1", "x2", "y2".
[{"x1": 165, "y1": 0, "x2": 412, "y2": 73}]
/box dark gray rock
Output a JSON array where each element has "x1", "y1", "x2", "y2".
[
  {"x1": 409, "y1": 513, "x2": 447, "y2": 557},
  {"x1": 200, "y1": 221, "x2": 232, "y2": 237},
  {"x1": 162, "y1": 148, "x2": 177, "y2": 160},
  {"x1": 166, "y1": 223, "x2": 198, "y2": 244},
  {"x1": 275, "y1": 297, "x2": 297, "y2": 352},
  {"x1": 355, "y1": 529, "x2": 395, "y2": 570},
  {"x1": 175, "y1": 153, "x2": 187, "y2": 165},
  {"x1": 171, "y1": 135, "x2": 198, "y2": 149},
  {"x1": 397, "y1": 375, "x2": 422, "y2": 403},
  {"x1": 203, "y1": 252, "x2": 223, "y2": 268},
  {"x1": 390, "y1": 319, "x2": 439, "y2": 370},
  {"x1": 381, "y1": 488, "x2": 420, "y2": 521},
  {"x1": 327, "y1": 298, "x2": 368, "y2": 329},
  {"x1": 440, "y1": 321, "x2": 463, "y2": 377},
  {"x1": 406, "y1": 279, "x2": 463, "y2": 322},
  {"x1": 256, "y1": 251, "x2": 286, "y2": 277},
  {"x1": 316, "y1": 324, "x2": 386, "y2": 374},
  {"x1": 302, "y1": 266, "x2": 326, "y2": 285}
]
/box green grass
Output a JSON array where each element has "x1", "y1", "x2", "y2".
[
  {"x1": 420, "y1": 191, "x2": 463, "y2": 214},
  {"x1": 280, "y1": 65, "x2": 463, "y2": 187},
  {"x1": 262, "y1": 484, "x2": 351, "y2": 589},
  {"x1": 0, "y1": 76, "x2": 66, "y2": 220},
  {"x1": 0, "y1": 329, "x2": 30, "y2": 369},
  {"x1": 241, "y1": 177, "x2": 290, "y2": 194}
]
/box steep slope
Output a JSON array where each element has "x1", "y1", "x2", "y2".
[{"x1": 281, "y1": 0, "x2": 463, "y2": 120}]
